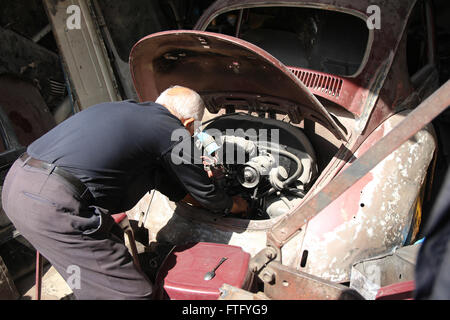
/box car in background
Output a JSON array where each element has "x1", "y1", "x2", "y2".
[
  {"x1": 0, "y1": 76, "x2": 57, "y2": 239},
  {"x1": 0, "y1": 4, "x2": 61, "y2": 285}
]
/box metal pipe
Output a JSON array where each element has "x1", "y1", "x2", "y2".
[
  {"x1": 35, "y1": 251, "x2": 43, "y2": 300},
  {"x1": 258, "y1": 144, "x2": 303, "y2": 188},
  {"x1": 235, "y1": 9, "x2": 244, "y2": 37},
  {"x1": 32, "y1": 24, "x2": 51, "y2": 43},
  {"x1": 280, "y1": 196, "x2": 293, "y2": 209}
]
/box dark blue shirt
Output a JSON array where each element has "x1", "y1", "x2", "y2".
[{"x1": 28, "y1": 100, "x2": 232, "y2": 214}]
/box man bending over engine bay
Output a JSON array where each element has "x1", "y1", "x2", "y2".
[{"x1": 1, "y1": 85, "x2": 247, "y2": 299}]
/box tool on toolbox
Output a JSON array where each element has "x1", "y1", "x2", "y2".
[
  {"x1": 154, "y1": 242, "x2": 253, "y2": 300},
  {"x1": 204, "y1": 257, "x2": 228, "y2": 281}
]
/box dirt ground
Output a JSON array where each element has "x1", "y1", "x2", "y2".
[{"x1": 15, "y1": 264, "x2": 73, "y2": 300}]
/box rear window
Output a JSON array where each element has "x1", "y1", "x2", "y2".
[{"x1": 206, "y1": 6, "x2": 369, "y2": 77}]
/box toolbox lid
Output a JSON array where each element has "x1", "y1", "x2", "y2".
[{"x1": 156, "y1": 242, "x2": 251, "y2": 300}]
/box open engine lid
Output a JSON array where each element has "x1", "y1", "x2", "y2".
[{"x1": 129, "y1": 30, "x2": 347, "y2": 141}]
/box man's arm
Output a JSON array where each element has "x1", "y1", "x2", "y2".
[
  {"x1": 153, "y1": 166, "x2": 187, "y2": 202},
  {"x1": 182, "y1": 193, "x2": 248, "y2": 215},
  {"x1": 162, "y1": 150, "x2": 234, "y2": 214}
]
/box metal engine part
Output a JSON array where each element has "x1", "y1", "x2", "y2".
[
  {"x1": 202, "y1": 114, "x2": 318, "y2": 219},
  {"x1": 238, "y1": 153, "x2": 275, "y2": 189}
]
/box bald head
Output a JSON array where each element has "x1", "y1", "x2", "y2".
[
  {"x1": 155, "y1": 85, "x2": 205, "y2": 123},
  {"x1": 166, "y1": 86, "x2": 192, "y2": 96}
]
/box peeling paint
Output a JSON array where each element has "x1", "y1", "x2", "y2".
[{"x1": 298, "y1": 114, "x2": 435, "y2": 282}]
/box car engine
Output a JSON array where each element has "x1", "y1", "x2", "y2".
[{"x1": 196, "y1": 113, "x2": 318, "y2": 220}]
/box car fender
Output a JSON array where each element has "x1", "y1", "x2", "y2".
[{"x1": 292, "y1": 111, "x2": 436, "y2": 282}]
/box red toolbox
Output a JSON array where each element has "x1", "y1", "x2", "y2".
[
  {"x1": 154, "y1": 242, "x2": 253, "y2": 300},
  {"x1": 375, "y1": 280, "x2": 415, "y2": 300}
]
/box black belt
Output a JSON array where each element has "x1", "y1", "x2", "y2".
[{"x1": 19, "y1": 152, "x2": 94, "y2": 204}]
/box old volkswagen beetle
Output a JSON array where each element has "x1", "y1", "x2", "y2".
[{"x1": 127, "y1": 0, "x2": 438, "y2": 285}]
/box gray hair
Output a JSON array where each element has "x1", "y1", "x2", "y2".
[{"x1": 155, "y1": 85, "x2": 205, "y2": 122}]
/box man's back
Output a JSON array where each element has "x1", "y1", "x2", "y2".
[{"x1": 28, "y1": 100, "x2": 184, "y2": 212}]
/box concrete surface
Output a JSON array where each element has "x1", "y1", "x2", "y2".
[{"x1": 16, "y1": 264, "x2": 73, "y2": 300}]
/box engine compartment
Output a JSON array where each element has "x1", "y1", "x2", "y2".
[{"x1": 197, "y1": 113, "x2": 318, "y2": 220}]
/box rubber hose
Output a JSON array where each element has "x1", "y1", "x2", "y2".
[{"x1": 257, "y1": 144, "x2": 303, "y2": 189}]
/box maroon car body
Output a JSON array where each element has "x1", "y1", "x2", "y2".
[
  {"x1": 195, "y1": 0, "x2": 438, "y2": 134},
  {"x1": 128, "y1": 0, "x2": 438, "y2": 290}
]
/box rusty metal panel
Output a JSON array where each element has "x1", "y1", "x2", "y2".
[
  {"x1": 349, "y1": 243, "x2": 420, "y2": 300},
  {"x1": 261, "y1": 261, "x2": 363, "y2": 300},
  {"x1": 218, "y1": 283, "x2": 270, "y2": 300},
  {"x1": 296, "y1": 114, "x2": 435, "y2": 282},
  {"x1": 267, "y1": 80, "x2": 450, "y2": 249},
  {"x1": 43, "y1": 0, "x2": 121, "y2": 109}
]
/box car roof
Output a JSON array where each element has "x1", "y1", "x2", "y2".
[
  {"x1": 195, "y1": 0, "x2": 418, "y2": 120},
  {"x1": 196, "y1": 0, "x2": 415, "y2": 29}
]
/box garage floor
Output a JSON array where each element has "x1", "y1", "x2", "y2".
[{"x1": 15, "y1": 264, "x2": 73, "y2": 300}]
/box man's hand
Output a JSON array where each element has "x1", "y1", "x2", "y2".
[
  {"x1": 183, "y1": 193, "x2": 248, "y2": 215},
  {"x1": 230, "y1": 196, "x2": 248, "y2": 214},
  {"x1": 181, "y1": 194, "x2": 202, "y2": 207}
]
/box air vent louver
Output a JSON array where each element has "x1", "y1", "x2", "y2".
[{"x1": 290, "y1": 68, "x2": 343, "y2": 98}]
